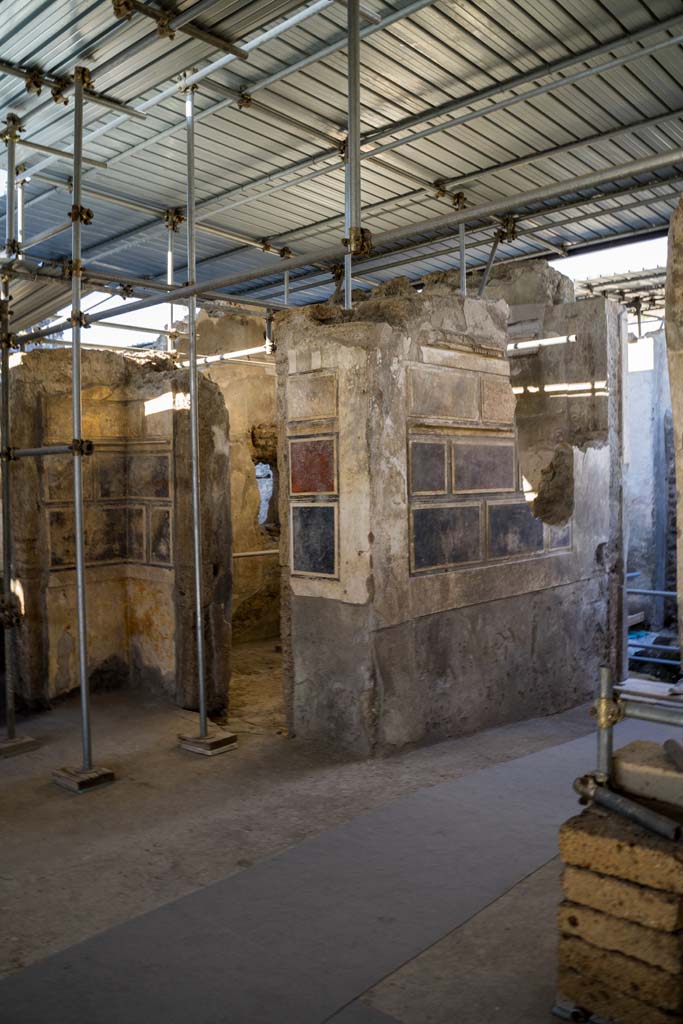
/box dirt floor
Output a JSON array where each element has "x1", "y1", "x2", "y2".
[
  {"x1": 0, "y1": 642, "x2": 597, "y2": 1020},
  {"x1": 225, "y1": 638, "x2": 286, "y2": 735}
]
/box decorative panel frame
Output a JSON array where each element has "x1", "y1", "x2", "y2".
[
  {"x1": 288, "y1": 434, "x2": 338, "y2": 497},
  {"x1": 290, "y1": 502, "x2": 339, "y2": 580},
  {"x1": 410, "y1": 501, "x2": 483, "y2": 574}
]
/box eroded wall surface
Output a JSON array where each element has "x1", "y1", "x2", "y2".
[
  {"x1": 7, "y1": 348, "x2": 231, "y2": 711},
  {"x1": 276, "y1": 272, "x2": 624, "y2": 754},
  {"x1": 195, "y1": 312, "x2": 280, "y2": 642},
  {"x1": 624, "y1": 332, "x2": 675, "y2": 627},
  {"x1": 666, "y1": 198, "x2": 683, "y2": 645}
]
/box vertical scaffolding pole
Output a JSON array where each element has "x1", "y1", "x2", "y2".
[
  {"x1": 459, "y1": 223, "x2": 466, "y2": 296},
  {"x1": 178, "y1": 83, "x2": 236, "y2": 757},
  {"x1": 344, "y1": 0, "x2": 361, "y2": 310},
  {"x1": 477, "y1": 232, "x2": 500, "y2": 297},
  {"x1": 53, "y1": 69, "x2": 113, "y2": 791},
  {"x1": 0, "y1": 114, "x2": 38, "y2": 758},
  {"x1": 284, "y1": 270, "x2": 290, "y2": 306},
  {"x1": 16, "y1": 177, "x2": 25, "y2": 261},
  {"x1": 595, "y1": 666, "x2": 614, "y2": 781},
  {"x1": 167, "y1": 222, "x2": 175, "y2": 352}
]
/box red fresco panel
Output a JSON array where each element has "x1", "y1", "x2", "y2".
[{"x1": 290, "y1": 438, "x2": 336, "y2": 494}]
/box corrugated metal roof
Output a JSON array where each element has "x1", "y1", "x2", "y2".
[{"x1": 1, "y1": 0, "x2": 683, "y2": 325}]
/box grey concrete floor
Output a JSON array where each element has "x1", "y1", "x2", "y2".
[
  {"x1": 362, "y1": 858, "x2": 563, "y2": 1024},
  {"x1": 1, "y1": 640, "x2": 594, "y2": 1020}
]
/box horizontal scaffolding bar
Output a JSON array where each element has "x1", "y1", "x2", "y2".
[
  {"x1": 10, "y1": 444, "x2": 72, "y2": 458},
  {"x1": 0, "y1": 60, "x2": 147, "y2": 120},
  {"x1": 628, "y1": 642, "x2": 681, "y2": 652},
  {"x1": 622, "y1": 699, "x2": 683, "y2": 727},
  {"x1": 14, "y1": 139, "x2": 107, "y2": 168},
  {"x1": 629, "y1": 655, "x2": 681, "y2": 666},
  {"x1": 233, "y1": 550, "x2": 279, "y2": 558},
  {"x1": 21, "y1": 220, "x2": 71, "y2": 251},
  {"x1": 627, "y1": 589, "x2": 678, "y2": 598}
]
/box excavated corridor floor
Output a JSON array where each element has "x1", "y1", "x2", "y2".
[{"x1": 1, "y1": 657, "x2": 627, "y2": 1022}]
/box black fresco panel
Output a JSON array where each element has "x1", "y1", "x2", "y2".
[
  {"x1": 453, "y1": 443, "x2": 515, "y2": 492},
  {"x1": 292, "y1": 505, "x2": 336, "y2": 576},
  {"x1": 549, "y1": 522, "x2": 572, "y2": 549},
  {"x1": 410, "y1": 441, "x2": 447, "y2": 494},
  {"x1": 488, "y1": 502, "x2": 544, "y2": 558},
  {"x1": 412, "y1": 505, "x2": 481, "y2": 571},
  {"x1": 151, "y1": 508, "x2": 172, "y2": 564}
]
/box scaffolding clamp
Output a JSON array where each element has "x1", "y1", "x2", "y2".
[
  {"x1": 112, "y1": 0, "x2": 135, "y2": 18},
  {"x1": 24, "y1": 68, "x2": 44, "y2": 97},
  {"x1": 237, "y1": 90, "x2": 252, "y2": 110},
  {"x1": 0, "y1": 593, "x2": 22, "y2": 629},
  {"x1": 346, "y1": 226, "x2": 373, "y2": 258},
  {"x1": 4, "y1": 240, "x2": 21, "y2": 257},
  {"x1": 74, "y1": 67, "x2": 93, "y2": 91},
  {"x1": 434, "y1": 179, "x2": 447, "y2": 199},
  {"x1": 1, "y1": 113, "x2": 23, "y2": 145},
  {"x1": 155, "y1": 10, "x2": 176, "y2": 38},
  {"x1": 452, "y1": 191, "x2": 466, "y2": 210},
  {"x1": 51, "y1": 79, "x2": 70, "y2": 106},
  {"x1": 163, "y1": 207, "x2": 185, "y2": 232},
  {"x1": 591, "y1": 696, "x2": 624, "y2": 730},
  {"x1": 497, "y1": 215, "x2": 517, "y2": 243},
  {"x1": 279, "y1": 246, "x2": 293, "y2": 259},
  {"x1": 69, "y1": 439, "x2": 95, "y2": 457},
  {"x1": 70, "y1": 204, "x2": 94, "y2": 225},
  {"x1": 68, "y1": 310, "x2": 90, "y2": 328},
  {"x1": 338, "y1": 137, "x2": 348, "y2": 161}
]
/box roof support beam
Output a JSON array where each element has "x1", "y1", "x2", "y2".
[
  {"x1": 57, "y1": 10, "x2": 683, "y2": 269},
  {"x1": 186, "y1": 17, "x2": 683, "y2": 224},
  {"x1": 112, "y1": 0, "x2": 249, "y2": 60},
  {"x1": 16, "y1": 146, "x2": 683, "y2": 343}
]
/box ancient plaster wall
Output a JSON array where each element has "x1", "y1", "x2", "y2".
[
  {"x1": 624, "y1": 332, "x2": 675, "y2": 627},
  {"x1": 6, "y1": 348, "x2": 231, "y2": 712},
  {"x1": 666, "y1": 199, "x2": 683, "y2": 644},
  {"x1": 195, "y1": 312, "x2": 280, "y2": 642},
  {"x1": 276, "y1": 271, "x2": 623, "y2": 754}
]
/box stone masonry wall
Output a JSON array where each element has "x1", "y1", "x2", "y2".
[
  {"x1": 194, "y1": 312, "x2": 280, "y2": 642},
  {"x1": 6, "y1": 348, "x2": 231, "y2": 712},
  {"x1": 275, "y1": 271, "x2": 622, "y2": 754}
]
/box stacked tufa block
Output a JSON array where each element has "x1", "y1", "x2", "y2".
[{"x1": 558, "y1": 804, "x2": 683, "y2": 1023}]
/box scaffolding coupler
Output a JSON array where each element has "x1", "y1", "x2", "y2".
[
  {"x1": 69, "y1": 439, "x2": 95, "y2": 457},
  {"x1": 163, "y1": 207, "x2": 185, "y2": 232},
  {"x1": 345, "y1": 226, "x2": 373, "y2": 258},
  {"x1": 69, "y1": 204, "x2": 94, "y2": 225}
]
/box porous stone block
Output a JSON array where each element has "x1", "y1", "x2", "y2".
[
  {"x1": 614, "y1": 740, "x2": 683, "y2": 810},
  {"x1": 559, "y1": 901, "x2": 683, "y2": 973},
  {"x1": 559, "y1": 806, "x2": 683, "y2": 893},
  {"x1": 558, "y1": 967, "x2": 683, "y2": 1024},
  {"x1": 559, "y1": 934, "x2": 683, "y2": 1012},
  {"x1": 562, "y1": 865, "x2": 683, "y2": 932}
]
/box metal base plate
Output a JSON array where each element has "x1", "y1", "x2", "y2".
[
  {"x1": 0, "y1": 734, "x2": 40, "y2": 759},
  {"x1": 52, "y1": 765, "x2": 115, "y2": 793},
  {"x1": 552, "y1": 1004, "x2": 611, "y2": 1023},
  {"x1": 178, "y1": 731, "x2": 237, "y2": 756}
]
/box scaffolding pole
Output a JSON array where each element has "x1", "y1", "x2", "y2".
[
  {"x1": 0, "y1": 114, "x2": 38, "y2": 758},
  {"x1": 167, "y1": 218, "x2": 175, "y2": 353},
  {"x1": 52, "y1": 70, "x2": 113, "y2": 792},
  {"x1": 177, "y1": 84, "x2": 236, "y2": 757},
  {"x1": 344, "y1": 0, "x2": 361, "y2": 310}
]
